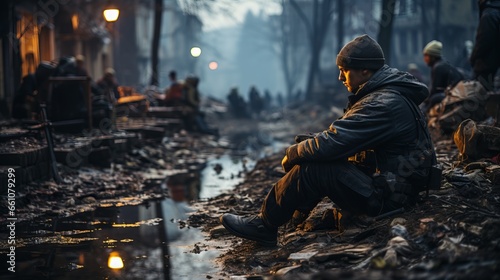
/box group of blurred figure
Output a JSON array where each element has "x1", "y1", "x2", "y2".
[
  {"x1": 226, "y1": 86, "x2": 279, "y2": 119},
  {"x1": 155, "y1": 70, "x2": 218, "y2": 136},
  {"x1": 11, "y1": 0, "x2": 499, "y2": 134},
  {"x1": 12, "y1": 54, "x2": 120, "y2": 128},
  {"x1": 11, "y1": 55, "x2": 218, "y2": 135}
]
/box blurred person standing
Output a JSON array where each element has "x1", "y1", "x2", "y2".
[
  {"x1": 455, "y1": 40, "x2": 474, "y2": 79},
  {"x1": 97, "y1": 68, "x2": 120, "y2": 103},
  {"x1": 163, "y1": 70, "x2": 184, "y2": 106},
  {"x1": 75, "y1": 55, "x2": 89, "y2": 77},
  {"x1": 470, "y1": 0, "x2": 500, "y2": 91},
  {"x1": 183, "y1": 75, "x2": 218, "y2": 136},
  {"x1": 248, "y1": 86, "x2": 264, "y2": 117}
]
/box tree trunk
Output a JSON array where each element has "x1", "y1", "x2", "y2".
[
  {"x1": 337, "y1": 0, "x2": 344, "y2": 53},
  {"x1": 300, "y1": 0, "x2": 333, "y2": 102},
  {"x1": 433, "y1": 0, "x2": 441, "y2": 40},
  {"x1": 304, "y1": 0, "x2": 320, "y2": 102},
  {"x1": 377, "y1": 0, "x2": 396, "y2": 65},
  {"x1": 280, "y1": 0, "x2": 292, "y2": 99},
  {"x1": 420, "y1": 0, "x2": 429, "y2": 44},
  {"x1": 150, "y1": 0, "x2": 163, "y2": 86}
]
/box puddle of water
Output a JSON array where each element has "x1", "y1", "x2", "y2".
[
  {"x1": 0, "y1": 154, "x2": 255, "y2": 279},
  {"x1": 0, "y1": 199, "x2": 221, "y2": 279},
  {"x1": 199, "y1": 154, "x2": 255, "y2": 199}
]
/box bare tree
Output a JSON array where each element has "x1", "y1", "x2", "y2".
[
  {"x1": 276, "y1": 0, "x2": 307, "y2": 100},
  {"x1": 420, "y1": 0, "x2": 429, "y2": 44},
  {"x1": 150, "y1": 0, "x2": 163, "y2": 86},
  {"x1": 433, "y1": 0, "x2": 441, "y2": 40},
  {"x1": 178, "y1": 0, "x2": 241, "y2": 22},
  {"x1": 336, "y1": 0, "x2": 344, "y2": 52},
  {"x1": 289, "y1": 0, "x2": 333, "y2": 102},
  {"x1": 377, "y1": 0, "x2": 396, "y2": 65},
  {"x1": 149, "y1": 0, "x2": 238, "y2": 86}
]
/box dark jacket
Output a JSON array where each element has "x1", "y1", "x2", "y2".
[
  {"x1": 429, "y1": 59, "x2": 464, "y2": 95},
  {"x1": 97, "y1": 77, "x2": 120, "y2": 101},
  {"x1": 286, "y1": 65, "x2": 435, "y2": 186},
  {"x1": 470, "y1": 0, "x2": 500, "y2": 76}
]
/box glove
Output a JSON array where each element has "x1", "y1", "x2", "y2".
[
  {"x1": 281, "y1": 155, "x2": 295, "y2": 172},
  {"x1": 282, "y1": 144, "x2": 300, "y2": 172},
  {"x1": 294, "y1": 133, "x2": 315, "y2": 143}
]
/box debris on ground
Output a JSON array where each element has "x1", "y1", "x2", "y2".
[
  {"x1": 1, "y1": 100, "x2": 499, "y2": 279},
  {"x1": 187, "y1": 107, "x2": 500, "y2": 279}
]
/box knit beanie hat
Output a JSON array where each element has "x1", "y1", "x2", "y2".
[
  {"x1": 423, "y1": 40, "x2": 442, "y2": 57},
  {"x1": 336, "y1": 34, "x2": 385, "y2": 70}
]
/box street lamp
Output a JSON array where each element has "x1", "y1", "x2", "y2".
[
  {"x1": 208, "y1": 61, "x2": 218, "y2": 70},
  {"x1": 190, "y1": 47, "x2": 202, "y2": 57},
  {"x1": 108, "y1": 251, "x2": 124, "y2": 269},
  {"x1": 103, "y1": 6, "x2": 120, "y2": 22},
  {"x1": 103, "y1": 3, "x2": 119, "y2": 82}
]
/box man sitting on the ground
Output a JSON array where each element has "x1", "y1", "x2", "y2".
[{"x1": 220, "y1": 35, "x2": 438, "y2": 246}]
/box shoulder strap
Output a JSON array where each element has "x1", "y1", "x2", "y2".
[{"x1": 382, "y1": 89, "x2": 439, "y2": 195}]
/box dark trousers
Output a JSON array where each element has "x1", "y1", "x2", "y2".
[{"x1": 260, "y1": 161, "x2": 389, "y2": 228}]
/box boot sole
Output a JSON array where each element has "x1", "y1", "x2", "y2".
[{"x1": 220, "y1": 215, "x2": 277, "y2": 247}]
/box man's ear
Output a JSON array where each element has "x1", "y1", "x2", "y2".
[{"x1": 362, "y1": 69, "x2": 373, "y2": 78}]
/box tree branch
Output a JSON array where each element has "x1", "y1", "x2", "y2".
[{"x1": 290, "y1": 0, "x2": 313, "y2": 42}]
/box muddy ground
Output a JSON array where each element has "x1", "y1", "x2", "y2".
[
  {"x1": 188, "y1": 106, "x2": 500, "y2": 279},
  {"x1": 1, "y1": 102, "x2": 499, "y2": 279}
]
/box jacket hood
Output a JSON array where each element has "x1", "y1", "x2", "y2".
[{"x1": 355, "y1": 65, "x2": 429, "y2": 105}]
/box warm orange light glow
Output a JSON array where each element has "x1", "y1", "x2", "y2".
[
  {"x1": 208, "y1": 61, "x2": 218, "y2": 70},
  {"x1": 71, "y1": 14, "x2": 79, "y2": 30},
  {"x1": 108, "y1": 252, "x2": 124, "y2": 269},
  {"x1": 103, "y1": 9, "x2": 120, "y2": 22}
]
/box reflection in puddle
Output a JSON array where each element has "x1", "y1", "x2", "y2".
[
  {"x1": 0, "y1": 154, "x2": 251, "y2": 279},
  {"x1": 1, "y1": 203, "x2": 172, "y2": 279},
  {"x1": 199, "y1": 154, "x2": 255, "y2": 199}
]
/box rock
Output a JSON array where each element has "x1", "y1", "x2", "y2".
[
  {"x1": 288, "y1": 251, "x2": 318, "y2": 261},
  {"x1": 81, "y1": 196, "x2": 97, "y2": 204},
  {"x1": 65, "y1": 197, "x2": 75, "y2": 206},
  {"x1": 390, "y1": 218, "x2": 407, "y2": 227},
  {"x1": 213, "y1": 163, "x2": 223, "y2": 174},
  {"x1": 209, "y1": 225, "x2": 228, "y2": 238}
]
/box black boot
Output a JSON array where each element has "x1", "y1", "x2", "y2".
[{"x1": 220, "y1": 214, "x2": 277, "y2": 246}]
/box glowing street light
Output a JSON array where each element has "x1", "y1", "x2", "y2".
[
  {"x1": 190, "y1": 47, "x2": 202, "y2": 57},
  {"x1": 208, "y1": 61, "x2": 218, "y2": 70},
  {"x1": 107, "y1": 251, "x2": 124, "y2": 269},
  {"x1": 103, "y1": 7, "x2": 120, "y2": 22}
]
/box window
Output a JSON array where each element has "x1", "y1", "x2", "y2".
[
  {"x1": 410, "y1": 0, "x2": 418, "y2": 14},
  {"x1": 399, "y1": 0, "x2": 407, "y2": 15}
]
